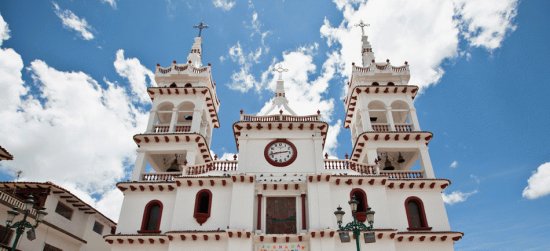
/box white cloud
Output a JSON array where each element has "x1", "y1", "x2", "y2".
[
  {"x1": 219, "y1": 153, "x2": 238, "y2": 161},
  {"x1": 442, "y1": 190, "x2": 477, "y2": 205},
  {"x1": 255, "y1": 46, "x2": 342, "y2": 156},
  {"x1": 453, "y1": 0, "x2": 518, "y2": 50},
  {"x1": 450, "y1": 160, "x2": 459, "y2": 168},
  {"x1": 0, "y1": 14, "x2": 10, "y2": 46},
  {"x1": 53, "y1": 2, "x2": 95, "y2": 40},
  {"x1": 212, "y1": 0, "x2": 235, "y2": 11},
  {"x1": 114, "y1": 49, "x2": 156, "y2": 104},
  {"x1": 100, "y1": 0, "x2": 117, "y2": 9},
  {"x1": 522, "y1": 162, "x2": 550, "y2": 200},
  {"x1": 258, "y1": 45, "x2": 335, "y2": 121},
  {"x1": 0, "y1": 18, "x2": 151, "y2": 220},
  {"x1": 320, "y1": 0, "x2": 518, "y2": 90},
  {"x1": 226, "y1": 10, "x2": 271, "y2": 92},
  {"x1": 95, "y1": 188, "x2": 124, "y2": 220},
  {"x1": 226, "y1": 42, "x2": 263, "y2": 92}
]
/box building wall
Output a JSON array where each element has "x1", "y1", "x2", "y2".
[
  {"x1": 0, "y1": 193, "x2": 113, "y2": 251},
  {"x1": 238, "y1": 130, "x2": 324, "y2": 174}
]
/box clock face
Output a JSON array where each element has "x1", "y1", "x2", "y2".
[{"x1": 264, "y1": 139, "x2": 297, "y2": 167}]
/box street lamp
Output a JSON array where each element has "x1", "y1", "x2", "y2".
[
  {"x1": 5, "y1": 195, "x2": 48, "y2": 251},
  {"x1": 334, "y1": 195, "x2": 375, "y2": 251}
]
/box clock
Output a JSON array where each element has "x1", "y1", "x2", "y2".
[{"x1": 264, "y1": 139, "x2": 297, "y2": 167}]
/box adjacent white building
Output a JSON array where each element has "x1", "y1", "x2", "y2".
[
  {"x1": 0, "y1": 182, "x2": 116, "y2": 251},
  {"x1": 107, "y1": 25, "x2": 462, "y2": 251}
]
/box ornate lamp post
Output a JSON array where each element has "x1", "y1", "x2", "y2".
[
  {"x1": 5, "y1": 195, "x2": 48, "y2": 251},
  {"x1": 334, "y1": 195, "x2": 375, "y2": 251}
]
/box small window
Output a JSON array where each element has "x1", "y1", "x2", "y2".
[
  {"x1": 43, "y1": 243, "x2": 63, "y2": 251},
  {"x1": 139, "y1": 200, "x2": 163, "y2": 233},
  {"x1": 193, "y1": 189, "x2": 212, "y2": 225},
  {"x1": 405, "y1": 196, "x2": 431, "y2": 230},
  {"x1": 55, "y1": 202, "x2": 73, "y2": 220},
  {"x1": 169, "y1": 83, "x2": 177, "y2": 88},
  {"x1": 93, "y1": 221, "x2": 104, "y2": 235},
  {"x1": 388, "y1": 82, "x2": 395, "y2": 86},
  {"x1": 0, "y1": 225, "x2": 13, "y2": 245},
  {"x1": 350, "y1": 189, "x2": 369, "y2": 222},
  {"x1": 184, "y1": 83, "x2": 192, "y2": 87},
  {"x1": 372, "y1": 82, "x2": 380, "y2": 86}
]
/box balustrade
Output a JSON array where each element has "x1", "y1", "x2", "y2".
[
  {"x1": 394, "y1": 124, "x2": 413, "y2": 132},
  {"x1": 371, "y1": 123, "x2": 390, "y2": 132}
]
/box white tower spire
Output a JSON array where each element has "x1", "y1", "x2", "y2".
[
  {"x1": 262, "y1": 65, "x2": 297, "y2": 115},
  {"x1": 187, "y1": 22, "x2": 208, "y2": 67},
  {"x1": 355, "y1": 20, "x2": 375, "y2": 67}
]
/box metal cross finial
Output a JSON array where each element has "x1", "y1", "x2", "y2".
[
  {"x1": 193, "y1": 21, "x2": 209, "y2": 37},
  {"x1": 355, "y1": 20, "x2": 370, "y2": 36},
  {"x1": 273, "y1": 64, "x2": 288, "y2": 80}
]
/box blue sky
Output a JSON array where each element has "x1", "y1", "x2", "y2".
[{"x1": 0, "y1": 0, "x2": 549, "y2": 250}]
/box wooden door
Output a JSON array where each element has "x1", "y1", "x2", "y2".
[{"x1": 266, "y1": 197, "x2": 297, "y2": 234}]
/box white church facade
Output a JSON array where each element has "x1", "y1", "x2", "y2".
[{"x1": 106, "y1": 23, "x2": 463, "y2": 251}]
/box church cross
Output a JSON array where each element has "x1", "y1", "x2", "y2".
[
  {"x1": 193, "y1": 22, "x2": 209, "y2": 37},
  {"x1": 355, "y1": 20, "x2": 370, "y2": 36},
  {"x1": 273, "y1": 64, "x2": 288, "y2": 80}
]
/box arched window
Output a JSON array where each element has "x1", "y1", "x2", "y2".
[
  {"x1": 139, "y1": 200, "x2": 163, "y2": 233},
  {"x1": 387, "y1": 82, "x2": 395, "y2": 86},
  {"x1": 193, "y1": 189, "x2": 212, "y2": 225},
  {"x1": 350, "y1": 189, "x2": 368, "y2": 222},
  {"x1": 184, "y1": 83, "x2": 192, "y2": 87},
  {"x1": 170, "y1": 82, "x2": 177, "y2": 88},
  {"x1": 404, "y1": 197, "x2": 431, "y2": 230},
  {"x1": 372, "y1": 82, "x2": 380, "y2": 86}
]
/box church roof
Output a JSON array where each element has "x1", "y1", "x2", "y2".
[
  {"x1": 0, "y1": 181, "x2": 116, "y2": 225},
  {"x1": 0, "y1": 145, "x2": 13, "y2": 160}
]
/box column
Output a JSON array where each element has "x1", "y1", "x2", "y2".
[
  {"x1": 360, "y1": 109, "x2": 372, "y2": 132},
  {"x1": 146, "y1": 109, "x2": 157, "y2": 132},
  {"x1": 386, "y1": 105, "x2": 395, "y2": 131},
  {"x1": 313, "y1": 135, "x2": 325, "y2": 173},
  {"x1": 131, "y1": 151, "x2": 147, "y2": 181},
  {"x1": 419, "y1": 146, "x2": 435, "y2": 178},
  {"x1": 301, "y1": 194, "x2": 307, "y2": 230},
  {"x1": 168, "y1": 107, "x2": 178, "y2": 132},
  {"x1": 365, "y1": 148, "x2": 379, "y2": 174},
  {"x1": 190, "y1": 109, "x2": 202, "y2": 133},
  {"x1": 410, "y1": 107, "x2": 421, "y2": 131},
  {"x1": 185, "y1": 150, "x2": 197, "y2": 166},
  {"x1": 256, "y1": 194, "x2": 262, "y2": 230}
]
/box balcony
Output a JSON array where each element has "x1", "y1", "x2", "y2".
[
  {"x1": 371, "y1": 123, "x2": 390, "y2": 132},
  {"x1": 394, "y1": 123, "x2": 413, "y2": 132},
  {"x1": 240, "y1": 114, "x2": 321, "y2": 122},
  {"x1": 139, "y1": 160, "x2": 239, "y2": 181},
  {"x1": 324, "y1": 159, "x2": 377, "y2": 174},
  {"x1": 152, "y1": 124, "x2": 191, "y2": 133},
  {"x1": 369, "y1": 123, "x2": 413, "y2": 132},
  {"x1": 324, "y1": 159, "x2": 424, "y2": 179}
]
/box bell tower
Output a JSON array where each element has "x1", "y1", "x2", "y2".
[
  {"x1": 131, "y1": 23, "x2": 220, "y2": 181},
  {"x1": 344, "y1": 23, "x2": 435, "y2": 178}
]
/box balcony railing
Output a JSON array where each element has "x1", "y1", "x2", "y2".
[
  {"x1": 324, "y1": 159, "x2": 376, "y2": 175},
  {"x1": 381, "y1": 170, "x2": 423, "y2": 179},
  {"x1": 186, "y1": 160, "x2": 238, "y2": 175},
  {"x1": 324, "y1": 159, "x2": 424, "y2": 179},
  {"x1": 0, "y1": 190, "x2": 37, "y2": 217},
  {"x1": 151, "y1": 124, "x2": 191, "y2": 133},
  {"x1": 370, "y1": 123, "x2": 414, "y2": 132},
  {"x1": 139, "y1": 161, "x2": 239, "y2": 181},
  {"x1": 371, "y1": 123, "x2": 390, "y2": 132},
  {"x1": 175, "y1": 125, "x2": 191, "y2": 132},
  {"x1": 394, "y1": 123, "x2": 413, "y2": 132},
  {"x1": 240, "y1": 114, "x2": 320, "y2": 122},
  {"x1": 141, "y1": 172, "x2": 181, "y2": 182},
  {"x1": 153, "y1": 124, "x2": 170, "y2": 133}
]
